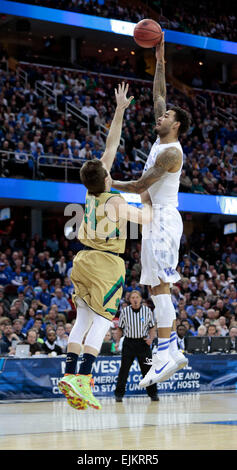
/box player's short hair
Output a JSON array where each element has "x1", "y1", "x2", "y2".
[
  {"x1": 80, "y1": 159, "x2": 108, "y2": 195},
  {"x1": 168, "y1": 105, "x2": 191, "y2": 136}
]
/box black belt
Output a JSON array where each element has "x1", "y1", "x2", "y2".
[
  {"x1": 82, "y1": 245, "x2": 120, "y2": 257},
  {"x1": 124, "y1": 337, "x2": 146, "y2": 341}
]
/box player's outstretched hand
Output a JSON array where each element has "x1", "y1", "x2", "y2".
[
  {"x1": 115, "y1": 82, "x2": 134, "y2": 110},
  {"x1": 155, "y1": 31, "x2": 165, "y2": 62}
]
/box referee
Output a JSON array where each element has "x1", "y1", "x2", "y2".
[{"x1": 114, "y1": 290, "x2": 158, "y2": 402}]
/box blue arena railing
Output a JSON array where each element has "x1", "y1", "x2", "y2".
[{"x1": 0, "y1": 178, "x2": 237, "y2": 215}]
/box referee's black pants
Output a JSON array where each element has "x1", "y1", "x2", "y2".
[{"x1": 115, "y1": 337, "x2": 157, "y2": 398}]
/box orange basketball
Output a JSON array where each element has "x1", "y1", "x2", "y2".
[{"x1": 133, "y1": 19, "x2": 162, "y2": 48}]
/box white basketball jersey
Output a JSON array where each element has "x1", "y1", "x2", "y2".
[{"x1": 143, "y1": 137, "x2": 183, "y2": 207}]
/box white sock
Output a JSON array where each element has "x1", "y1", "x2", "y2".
[
  {"x1": 157, "y1": 337, "x2": 170, "y2": 362},
  {"x1": 169, "y1": 331, "x2": 179, "y2": 356}
]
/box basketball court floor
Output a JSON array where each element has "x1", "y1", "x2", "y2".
[{"x1": 0, "y1": 392, "x2": 237, "y2": 450}]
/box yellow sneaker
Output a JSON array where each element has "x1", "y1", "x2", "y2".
[
  {"x1": 59, "y1": 373, "x2": 101, "y2": 410},
  {"x1": 58, "y1": 374, "x2": 88, "y2": 410},
  {"x1": 74, "y1": 374, "x2": 101, "y2": 410},
  {"x1": 67, "y1": 395, "x2": 88, "y2": 410}
]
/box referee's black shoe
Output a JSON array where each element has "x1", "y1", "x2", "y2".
[
  {"x1": 150, "y1": 396, "x2": 159, "y2": 401},
  {"x1": 115, "y1": 396, "x2": 123, "y2": 402}
]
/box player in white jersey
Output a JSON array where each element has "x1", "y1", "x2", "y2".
[{"x1": 112, "y1": 32, "x2": 191, "y2": 387}]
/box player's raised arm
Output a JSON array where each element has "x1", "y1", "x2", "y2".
[
  {"x1": 112, "y1": 146, "x2": 182, "y2": 194},
  {"x1": 153, "y1": 31, "x2": 166, "y2": 123},
  {"x1": 100, "y1": 82, "x2": 134, "y2": 173}
]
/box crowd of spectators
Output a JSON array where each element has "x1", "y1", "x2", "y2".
[
  {"x1": 149, "y1": 0, "x2": 237, "y2": 42},
  {"x1": 0, "y1": 225, "x2": 236, "y2": 357},
  {"x1": 7, "y1": 0, "x2": 237, "y2": 42},
  {"x1": 0, "y1": 63, "x2": 237, "y2": 196}
]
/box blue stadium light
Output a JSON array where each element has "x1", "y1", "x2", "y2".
[
  {"x1": 1, "y1": 179, "x2": 237, "y2": 215},
  {"x1": 0, "y1": 0, "x2": 237, "y2": 55}
]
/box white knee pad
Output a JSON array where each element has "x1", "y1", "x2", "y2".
[
  {"x1": 68, "y1": 296, "x2": 112, "y2": 352},
  {"x1": 151, "y1": 294, "x2": 176, "y2": 328},
  {"x1": 85, "y1": 315, "x2": 112, "y2": 352},
  {"x1": 68, "y1": 298, "x2": 94, "y2": 345}
]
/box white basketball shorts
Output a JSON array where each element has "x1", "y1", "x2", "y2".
[{"x1": 140, "y1": 204, "x2": 183, "y2": 288}]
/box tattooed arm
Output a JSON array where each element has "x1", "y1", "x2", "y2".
[
  {"x1": 105, "y1": 197, "x2": 153, "y2": 224},
  {"x1": 112, "y1": 146, "x2": 182, "y2": 194},
  {"x1": 153, "y1": 32, "x2": 166, "y2": 123},
  {"x1": 140, "y1": 190, "x2": 152, "y2": 205}
]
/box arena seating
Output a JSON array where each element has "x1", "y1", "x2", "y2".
[
  {"x1": 5, "y1": 0, "x2": 237, "y2": 41},
  {"x1": 0, "y1": 223, "x2": 236, "y2": 356},
  {"x1": 1, "y1": 62, "x2": 236, "y2": 196}
]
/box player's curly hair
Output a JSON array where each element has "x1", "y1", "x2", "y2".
[
  {"x1": 80, "y1": 159, "x2": 108, "y2": 195},
  {"x1": 168, "y1": 105, "x2": 191, "y2": 136}
]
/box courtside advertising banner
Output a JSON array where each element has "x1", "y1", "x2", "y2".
[{"x1": 0, "y1": 355, "x2": 237, "y2": 399}]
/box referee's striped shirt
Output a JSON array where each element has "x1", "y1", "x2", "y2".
[{"x1": 118, "y1": 305, "x2": 156, "y2": 339}]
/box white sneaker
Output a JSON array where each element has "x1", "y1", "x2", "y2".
[
  {"x1": 163, "y1": 350, "x2": 189, "y2": 378},
  {"x1": 139, "y1": 356, "x2": 176, "y2": 388},
  {"x1": 171, "y1": 350, "x2": 188, "y2": 371}
]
